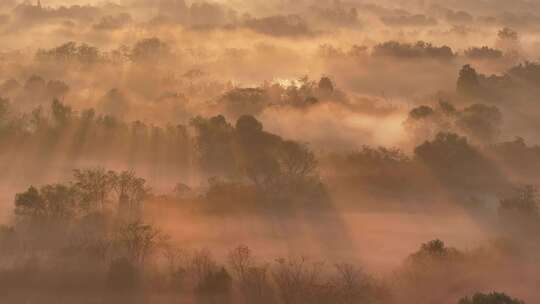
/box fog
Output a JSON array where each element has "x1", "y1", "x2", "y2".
[{"x1": 1, "y1": 0, "x2": 540, "y2": 304}]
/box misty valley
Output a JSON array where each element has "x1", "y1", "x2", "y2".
[{"x1": 1, "y1": 0, "x2": 540, "y2": 303}]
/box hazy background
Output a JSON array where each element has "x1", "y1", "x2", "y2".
[{"x1": 1, "y1": 1, "x2": 540, "y2": 303}]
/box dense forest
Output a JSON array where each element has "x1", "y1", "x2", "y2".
[{"x1": 1, "y1": 0, "x2": 540, "y2": 303}]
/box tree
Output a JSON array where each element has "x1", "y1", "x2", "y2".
[
  {"x1": 399, "y1": 239, "x2": 466, "y2": 295},
  {"x1": 39, "y1": 184, "x2": 78, "y2": 220},
  {"x1": 457, "y1": 64, "x2": 481, "y2": 97},
  {"x1": 456, "y1": 104, "x2": 502, "y2": 143},
  {"x1": 402, "y1": 240, "x2": 465, "y2": 278},
  {"x1": 173, "y1": 182, "x2": 192, "y2": 198},
  {"x1": 272, "y1": 257, "x2": 322, "y2": 304},
  {"x1": 500, "y1": 185, "x2": 538, "y2": 215},
  {"x1": 51, "y1": 98, "x2": 72, "y2": 127},
  {"x1": 15, "y1": 184, "x2": 77, "y2": 224},
  {"x1": 94, "y1": 13, "x2": 133, "y2": 31},
  {"x1": 318, "y1": 76, "x2": 334, "y2": 94},
  {"x1": 14, "y1": 186, "x2": 45, "y2": 220},
  {"x1": 403, "y1": 105, "x2": 448, "y2": 144},
  {"x1": 499, "y1": 185, "x2": 540, "y2": 232},
  {"x1": 409, "y1": 105, "x2": 435, "y2": 120},
  {"x1": 235, "y1": 115, "x2": 281, "y2": 187},
  {"x1": 459, "y1": 292, "x2": 525, "y2": 304},
  {"x1": 73, "y1": 168, "x2": 116, "y2": 213},
  {"x1": 191, "y1": 115, "x2": 237, "y2": 178},
  {"x1": 195, "y1": 267, "x2": 232, "y2": 301},
  {"x1": 36, "y1": 42, "x2": 101, "y2": 65},
  {"x1": 233, "y1": 115, "x2": 321, "y2": 206},
  {"x1": 0, "y1": 98, "x2": 10, "y2": 127},
  {"x1": 414, "y1": 132, "x2": 477, "y2": 168},
  {"x1": 24, "y1": 75, "x2": 46, "y2": 92},
  {"x1": 98, "y1": 88, "x2": 131, "y2": 119},
  {"x1": 76, "y1": 43, "x2": 100, "y2": 65},
  {"x1": 46, "y1": 80, "x2": 70, "y2": 98},
  {"x1": 227, "y1": 245, "x2": 272, "y2": 303},
  {"x1": 111, "y1": 171, "x2": 149, "y2": 221},
  {"x1": 408, "y1": 239, "x2": 462, "y2": 263},
  {"x1": 116, "y1": 221, "x2": 167, "y2": 266},
  {"x1": 464, "y1": 47, "x2": 503, "y2": 60},
  {"x1": 0, "y1": 225, "x2": 17, "y2": 256},
  {"x1": 36, "y1": 42, "x2": 77, "y2": 62},
  {"x1": 498, "y1": 28, "x2": 519, "y2": 41},
  {"x1": 227, "y1": 245, "x2": 253, "y2": 280},
  {"x1": 414, "y1": 132, "x2": 502, "y2": 192},
  {"x1": 373, "y1": 40, "x2": 454, "y2": 61},
  {"x1": 496, "y1": 28, "x2": 521, "y2": 53},
  {"x1": 333, "y1": 263, "x2": 379, "y2": 304},
  {"x1": 218, "y1": 88, "x2": 269, "y2": 119},
  {"x1": 130, "y1": 37, "x2": 171, "y2": 63},
  {"x1": 278, "y1": 140, "x2": 318, "y2": 183},
  {"x1": 490, "y1": 137, "x2": 540, "y2": 180}
]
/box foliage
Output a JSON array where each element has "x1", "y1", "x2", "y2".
[
  {"x1": 373, "y1": 41, "x2": 455, "y2": 61},
  {"x1": 459, "y1": 292, "x2": 525, "y2": 304},
  {"x1": 14, "y1": 169, "x2": 150, "y2": 225},
  {"x1": 130, "y1": 37, "x2": 171, "y2": 63},
  {"x1": 36, "y1": 42, "x2": 102, "y2": 65},
  {"x1": 499, "y1": 185, "x2": 540, "y2": 233},
  {"x1": 457, "y1": 64, "x2": 481, "y2": 96},
  {"x1": 116, "y1": 221, "x2": 167, "y2": 266},
  {"x1": 15, "y1": 184, "x2": 77, "y2": 224}
]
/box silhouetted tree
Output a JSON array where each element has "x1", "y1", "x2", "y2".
[
  {"x1": 499, "y1": 185, "x2": 540, "y2": 233},
  {"x1": 459, "y1": 292, "x2": 525, "y2": 304},
  {"x1": 415, "y1": 132, "x2": 503, "y2": 193},
  {"x1": 46, "y1": 80, "x2": 70, "y2": 98},
  {"x1": 51, "y1": 98, "x2": 72, "y2": 127},
  {"x1": 191, "y1": 115, "x2": 237, "y2": 178},
  {"x1": 457, "y1": 64, "x2": 481, "y2": 96},
  {"x1": 195, "y1": 267, "x2": 232, "y2": 304},
  {"x1": 456, "y1": 104, "x2": 502, "y2": 143},
  {"x1": 373, "y1": 41, "x2": 454, "y2": 60},
  {"x1": 130, "y1": 37, "x2": 171, "y2": 63},
  {"x1": 112, "y1": 171, "x2": 149, "y2": 221},
  {"x1": 73, "y1": 168, "x2": 116, "y2": 213},
  {"x1": 116, "y1": 221, "x2": 167, "y2": 266},
  {"x1": 464, "y1": 47, "x2": 503, "y2": 60},
  {"x1": 409, "y1": 105, "x2": 435, "y2": 120},
  {"x1": 272, "y1": 257, "x2": 322, "y2": 304},
  {"x1": 36, "y1": 42, "x2": 101, "y2": 65},
  {"x1": 318, "y1": 76, "x2": 334, "y2": 93},
  {"x1": 15, "y1": 184, "x2": 77, "y2": 225}
]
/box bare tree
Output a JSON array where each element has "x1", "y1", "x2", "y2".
[
  {"x1": 227, "y1": 245, "x2": 253, "y2": 280},
  {"x1": 73, "y1": 168, "x2": 116, "y2": 213},
  {"x1": 272, "y1": 257, "x2": 324, "y2": 304},
  {"x1": 111, "y1": 171, "x2": 150, "y2": 221},
  {"x1": 116, "y1": 221, "x2": 168, "y2": 266},
  {"x1": 332, "y1": 263, "x2": 377, "y2": 304}
]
